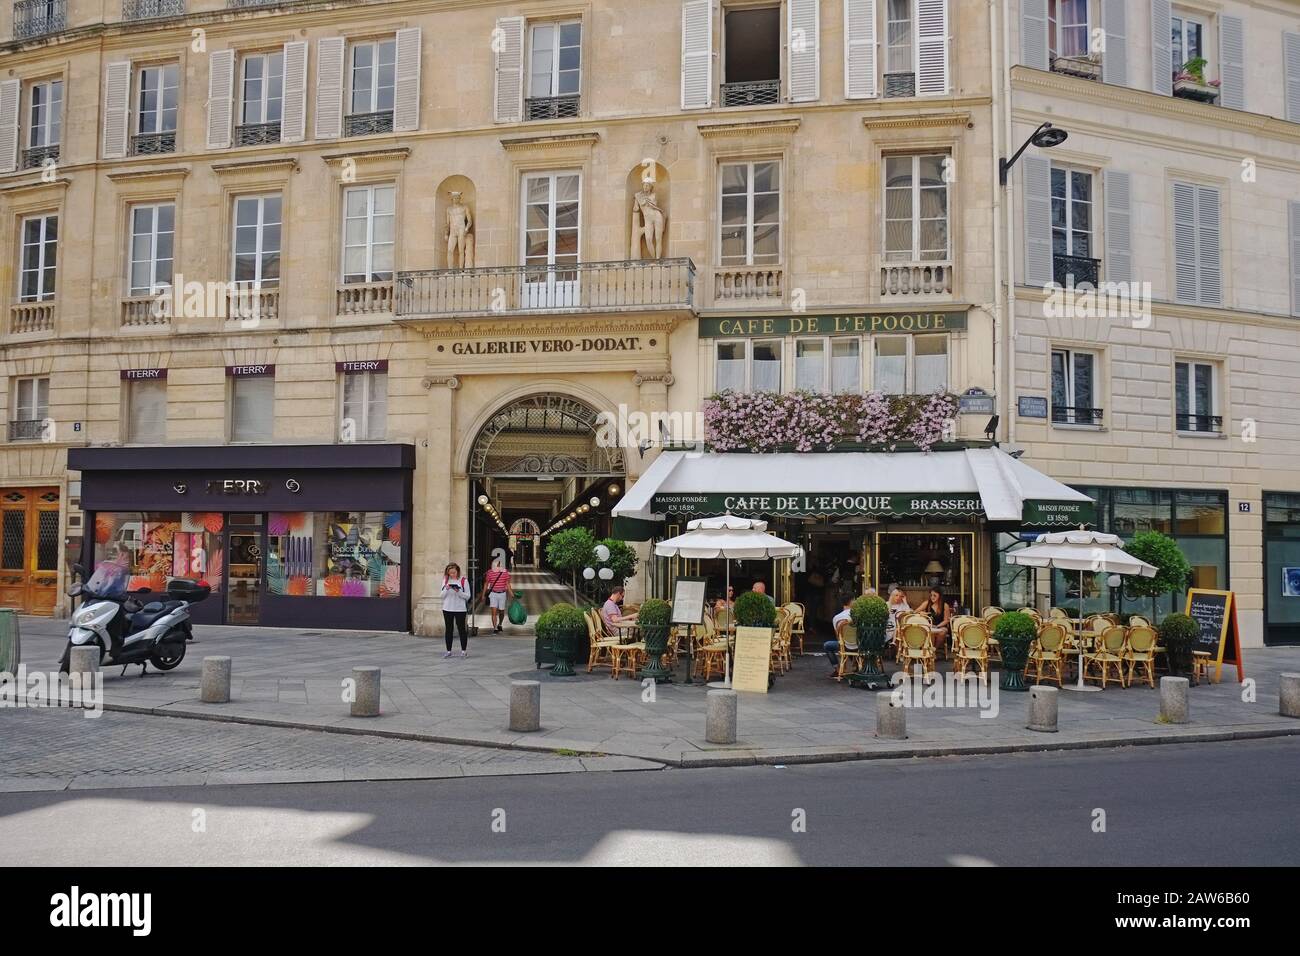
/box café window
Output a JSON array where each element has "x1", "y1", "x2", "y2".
[
  {"x1": 92, "y1": 512, "x2": 223, "y2": 595},
  {"x1": 230, "y1": 374, "x2": 274, "y2": 442},
  {"x1": 126, "y1": 378, "x2": 167, "y2": 443},
  {"x1": 713, "y1": 339, "x2": 781, "y2": 393},
  {"x1": 719, "y1": 161, "x2": 781, "y2": 266},
  {"x1": 1175, "y1": 359, "x2": 1219, "y2": 433},
  {"x1": 265, "y1": 511, "x2": 402, "y2": 598},
  {"x1": 795, "y1": 338, "x2": 862, "y2": 394},
  {"x1": 1050, "y1": 348, "x2": 1100, "y2": 425},
  {"x1": 872, "y1": 334, "x2": 947, "y2": 395},
  {"x1": 884, "y1": 153, "x2": 949, "y2": 262},
  {"x1": 340, "y1": 369, "x2": 387, "y2": 442}
]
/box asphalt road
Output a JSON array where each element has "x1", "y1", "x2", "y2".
[{"x1": 1, "y1": 737, "x2": 1296, "y2": 866}]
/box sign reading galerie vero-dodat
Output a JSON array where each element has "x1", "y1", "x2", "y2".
[{"x1": 700, "y1": 309, "x2": 969, "y2": 338}]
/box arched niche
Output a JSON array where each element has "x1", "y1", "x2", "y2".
[
  {"x1": 625, "y1": 161, "x2": 670, "y2": 260},
  {"x1": 434, "y1": 175, "x2": 478, "y2": 269}
]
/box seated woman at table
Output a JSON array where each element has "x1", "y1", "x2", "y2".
[
  {"x1": 713, "y1": 585, "x2": 735, "y2": 615},
  {"x1": 913, "y1": 588, "x2": 953, "y2": 649},
  {"x1": 601, "y1": 586, "x2": 637, "y2": 633}
]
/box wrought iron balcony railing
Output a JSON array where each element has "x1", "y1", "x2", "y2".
[
  {"x1": 1176, "y1": 413, "x2": 1223, "y2": 434},
  {"x1": 235, "y1": 121, "x2": 281, "y2": 146},
  {"x1": 8, "y1": 419, "x2": 48, "y2": 442},
  {"x1": 13, "y1": 0, "x2": 65, "y2": 39},
  {"x1": 1053, "y1": 254, "x2": 1100, "y2": 289},
  {"x1": 344, "y1": 111, "x2": 394, "y2": 137},
  {"x1": 227, "y1": 0, "x2": 278, "y2": 7},
  {"x1": 130, "y1": 131, "x2": 176, "y2": 156},
  {"x1": 21, "y1": 144, "x2": 58, "y2": 169},
  {"x1": 525, "y1": 95, "x2": 580, "y2": 120},
  {"x1": 883, "y1": 72, "x2": 916, "y2": 97},
  {"x1": 396, "y1": 258, "x2": 696, "y2": 319},
  {"x1": 721, "y1": 80, "x2": 780, "y2": 107},
  {"x1": 1051, "y1": 405, "x2": 1104, "y2": 426},
  {"x1": 123, "y1": 0, "x2": 185, "y2": 20}
]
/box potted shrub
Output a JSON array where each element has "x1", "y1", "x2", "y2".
[
  {"x1": 733, "y1": 590, "x2": 776, "y2": 630},
  {"x1": 636, "y1": 597, "x2": 673, "y2": 682},
  {"x1": 536, "y1": 602, "x2": 586, "y2": 677},
  {"x1": 1123, "y1": 531, "x2": 1193, "y2": 622},
  {"x1": 848, "y1": 594, "x2": 891, "y2": 685},
  {"x1": 1159, "y1": 612, "x2": 1198, "y2": 677},
  {"x1": 993, "y1": 610, "x2": 1037, "y2": 691},
  {"x1": 1173, "y1": 58, "x2": 1220, "y2": 103}
]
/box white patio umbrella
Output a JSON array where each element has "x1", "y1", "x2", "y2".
[
  {"x1": 1004, "y1": 529, "x2": 1157, "y2": 692},
  {"x1": 654, "y1": 515, "x2": 800, "y2": 686}
]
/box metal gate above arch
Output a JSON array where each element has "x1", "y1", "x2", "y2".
[{"x1": 468, "y1": 394, "x2": 625, "y2": 478}]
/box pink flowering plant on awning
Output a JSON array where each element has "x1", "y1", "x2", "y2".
[{"x1": 703, "y1": 390, "x2": 959, "y2": 453}]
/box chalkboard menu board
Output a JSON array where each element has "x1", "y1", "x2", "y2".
[{"x1": 1184, "y1": 589, "x2": 1244, "y2": 681}]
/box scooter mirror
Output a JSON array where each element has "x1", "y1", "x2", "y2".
[
  {"x1": 71, "y1": 563, "x2": 86, "y2": 580},
  {"x1": 67, "y1": 583, "x2": 82, "y2": 597}
]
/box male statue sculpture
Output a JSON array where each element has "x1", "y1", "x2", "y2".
[
  {"x1": 631, "y1": 179, "x2": 665, "y2": 260},
  {"x1": 445, "y1": 191, "x2": 474, "y2": 269}
]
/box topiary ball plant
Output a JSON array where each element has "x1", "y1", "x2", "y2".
[
  {"x1": 993, "y1": 610, "x2": 1037, "y2": 691},
  {"x1": 536, "y1": 602, "x2": 587, "y2": 677},
  {"x1": 636, "y1": 597, "x2": 674, "y2": 682},
  {"x1": 1158, "y1": 612, "x2": 1199, "y2": 677},
  {"x1": 734, "y1": 590, "x2": 777, "y2": 629}
]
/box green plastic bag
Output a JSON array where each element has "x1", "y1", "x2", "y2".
[{"x1": 507, "y1": 590, "x2": 527, "y2": 625}]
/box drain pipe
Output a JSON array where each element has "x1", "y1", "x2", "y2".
[
  {"x1": 1001, "y1": 0, "x2": 1019, "y2": 450},
  {"x1": 989, "y1": 0, "x2": 1004, "y2": 444}
]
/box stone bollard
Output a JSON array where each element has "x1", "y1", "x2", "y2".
[
  {"x1": 68, "y1": 645, "x2": 99, "y2": 678},
  {"x1": 200, "y1": 656, "x2": 231, "y2": 704},
  {"x1": 1159, "y1": 676, "x2": 1190, "y2": 724},
  {"x1": 876, "y1": 691, "x2": 907, "y2": 739},
  {"x1": 706, "y1": 689, "x2": 737, "y2": 745},
  {"x1": 351, "y1": 666, "x2": 381, "y2": 717},
  {"x1": 1027, "y1": 685, "x2": 1059, "y2": 733},
  {"x1": 509, "y1": 679, "x2": 541, "y2": 732},
  {"x1": 1280, "y1": 673, "x2": 1300, "y2": 719}
]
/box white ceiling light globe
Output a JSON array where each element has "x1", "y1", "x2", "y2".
[
  {"x1": 598, "y1": 568, "x2": 614, "y2": 581},
  {"x1": 594, "y1": 544, "x2": 611, "y2": 563},
  {"x1": 582, "y1": 567, "x2": 596, "y2": 580}
]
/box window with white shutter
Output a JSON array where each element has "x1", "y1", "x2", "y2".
[
  {"x1": 914, "y1": 0, "x2": 949, "y2": 95},
  {"x1": 681, "y1": 1, "x2": 715, "y2": 109},
  {"x1": 1101, "y1": 0, "x2": 1127, "y2": 86},
  {"x1": 786, "y1": 0, "x2": 819, "y2": 103},
  {"x1": 1150, "y1": 0, "x2": 1172, "y2": 95},
  {"x1": 1286, "y1": 34, "x2": 1300, "y2": 124},
  {"x1": 1021, "y1": 154, "x2": 1053, "y2": 287},
  {"x1": 1102, "y1": 168, "x2": 1132, "y2": 284},
  {"x1": 314, "y1": 37, "x2": 345, "y2": 140},
  {"x1": 1218, "y1": 15, "x2": 1245, "y2": 110},
  {"x1": 281, "y1": 42, "x2": 308, "y2": 144},
  {"x1": 1172, "y1": 182, "x2": 1220, "y2": 306},
  {"x1": 844, "y1": 0, "x2": 878, "y2": 99},
  {"x1": 102, "y1": 61, "x2": 132, "y2": 159},
  {"x1": 1021, "y1": 0, "x2": 1048, "y2": 71},
  {"x1": 206, "y1": 49, "x2": 235, "y2": 150},
  {"x1": 0, "y1": 80, "x2": 19, "y2": 174},
  {"x1": 494, "y1": 16, "x2": 525, "y2": 122},
  {"x1": 393, "y1": 27, "x2": 422, "y2": 133}
]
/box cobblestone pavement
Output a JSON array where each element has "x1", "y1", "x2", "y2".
[{"x1": 0, "y1": 707, "x2": 658, "y2": 791}]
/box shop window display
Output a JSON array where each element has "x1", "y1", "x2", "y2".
[
  {"x1": 92, "y1": 512, "x2": 224, "y2": 593},
  {"x1": 267, "y1": 511, "x2": 401, "y2": 598}
]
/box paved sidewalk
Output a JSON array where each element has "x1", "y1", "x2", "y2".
[{"x1": 8, "y1": 616, "x2": 1300, "y2": 767}]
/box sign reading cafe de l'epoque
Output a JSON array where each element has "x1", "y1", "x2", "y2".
[{"x1": 699, "y1": 308, "x2": 969, "y2": 338}]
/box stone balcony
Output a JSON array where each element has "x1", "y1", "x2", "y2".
[
  {"x1": 395, "y1": 258, "x2": 695, "y2": 319},
  {"x1": 9, "y1": 301, "x2": 55, "y2": 335},
  {"x1": 879, "y1": 261, "x2": 954, "y2": 298},
  {"x1": 337, "y1": 281, "x2": 394, "y2": 317},
  {"x1": 712, "y1": 264, "x2": 783, "y2": 306}
]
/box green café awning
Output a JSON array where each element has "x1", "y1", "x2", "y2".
[{"x1": 612, "y1": 447, "x2": 1094, "y2": 528}]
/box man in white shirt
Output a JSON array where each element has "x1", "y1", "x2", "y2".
[{"x1": 824, "y1": 597, "x2": 854, "y2": 676}]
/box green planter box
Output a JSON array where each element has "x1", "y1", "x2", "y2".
[{"x1": 535, "y1": 628, "x2": 590, "y2": 669}]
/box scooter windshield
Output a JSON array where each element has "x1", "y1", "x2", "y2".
[{"x1": 85, "y1": 558, "x2": 131, "y2": 599}]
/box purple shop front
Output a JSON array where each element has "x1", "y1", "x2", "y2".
[{"x1": 69, "y1": 445, "x2": 415, "y2": 631}]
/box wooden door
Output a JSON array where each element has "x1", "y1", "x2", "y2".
[{"x1": 0, "y1": 487, "x2": 61, "y2": 614}]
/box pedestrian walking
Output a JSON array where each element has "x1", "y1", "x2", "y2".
[
  {"x1": 441, "y1": 562, "x2": 470, "y2": 657},
  {"x1": 480, "y1": 557, "x2": 511, "y2": 633}
]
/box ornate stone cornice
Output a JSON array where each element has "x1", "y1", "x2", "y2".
[
  {"x1": 0, "y1": 176, "x2": 71, "y2": 198},
  {"x1": 697, "y1": 118, "x2": 801, "y2": 140},
  {"x1": 320, "y1": 147, "x2": 411, "y2": 165},
  {"x1": 422, "y1": 375, "x2": 460, "y2": 389},
  {"x1": 211, "y1": 157, "x2": 300, "y2": 176},
  {"x1": 106, "y1": 166, "x2": 191, "y2": 183},
  {"x1": 500, "y1": 131, "x2": 601, "y2": 155},
  {"x1": 412, "y1": 315, "x2": 676, "y2": 339},
  {"x1": 862, "y1": 112, "x2": 972, "y2": 131}
]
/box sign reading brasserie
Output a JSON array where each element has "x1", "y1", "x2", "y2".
[
  {"x1": 652, "y1": 491, "x2": 1093, "y2": 525},
  {"x1": 700, "y1": 309, "x2": 968, "y2": 338}
]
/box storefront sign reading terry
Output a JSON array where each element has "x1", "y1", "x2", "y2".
[
  {"x1": 700, "y1": 309, "x2": 968, "y2": 338},
  {"x1": 226, "y1": 364, "x2": 275, "y2": 377},
  {"x1": 120, "y1": 368, "x2": 167, "y2": 380},
  {"x1": 653, "y1": 492, "x2": 984, "y2": 518}
]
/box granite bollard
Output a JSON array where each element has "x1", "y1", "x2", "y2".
[
  {"x1": 1279, "y1": 673, "x2": 1300, "y2": 718},
  {"x1": 1160, "y1": 676, "x2": 1190, "y2": 724},
  {"x1": 200, "y1": 656, "x2": 231, "y2": 704},
  {"x1": 509, "y1": 679, "x2": 541, "y2": 732},
  {"x1": 706, "y1": 689, "x2": 737, "y2": 744},
  {"x1": 876, "y1": 691, "x2": 907, "y2": 739},
  {"x1": 351, "y1": 666, "x2": 381, "y2": 717},
  {"x1": 1027, "y1": 685, "x2": 1059, "y2": 732},
  {"x1": 68, "y1": 645, "x2": 99, "y2": 678}
]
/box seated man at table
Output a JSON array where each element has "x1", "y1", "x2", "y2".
[
  {"x1": 751, "y1": 580, "x2": 775, "y2": 604},
  {"x1": 601, "y1": 586, "x2": 637, "y2": 633},
  {"x1": 824, "y1": 597, "x2": 854, "y2": 677}
]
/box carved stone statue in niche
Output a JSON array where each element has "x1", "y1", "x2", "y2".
[
  {"x1": 631, "y1": 179, "x2": 665, "y2": 260},
  {"x1": 445, "y1": 191, "x2": 474, "y2": 269}
]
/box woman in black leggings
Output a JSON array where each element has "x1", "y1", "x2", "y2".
[{"x1": 440, "y1": 562, "x2": 470, "y2": 657}]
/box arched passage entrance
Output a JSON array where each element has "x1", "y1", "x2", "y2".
[{"x1": 467, "y1": 394, "x2": 625, "y2": 614}]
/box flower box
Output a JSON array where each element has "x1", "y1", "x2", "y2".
[
  {"x1": 1173, "y1": 76, "x2": 1219, "y2": 103},
  {"x1": 1051, "y1": 54, "x2": 1101, "y2": 81}
]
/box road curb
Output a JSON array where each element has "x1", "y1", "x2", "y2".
[{"x1": 97, "y1": 700, "x2": 1300, "y2": 770}]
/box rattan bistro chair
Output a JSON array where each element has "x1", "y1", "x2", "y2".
[
  {"x1": 953, "y1": 619, "x2": 991, "y2": 676},
  {"x1": 1026, "y1": 621, "x2": 1068, "y2": 687},
  {"x1": 899, "y1": 622, "x2": 936, "y2": 677},
  {"x1": 1125, "y1": 625, "x2": 1159, "y2": 688},
  {"x1": 586, "y1": 609, "x2": 620, "y2": 675},
  {"x1": 1083, "y1": 625, "x2": 1129, "y2": 688},
  {"x1": 695, "y1": 614, "x2": 731, "y2": 683}
]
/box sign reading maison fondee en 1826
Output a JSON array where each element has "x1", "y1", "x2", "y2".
[
  {"x1": 699, "y1": 309, "x2": 968, "y2": 338},
  {"x1": 651, "y1": 492, "x2": 1094, "y2": 525}
]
